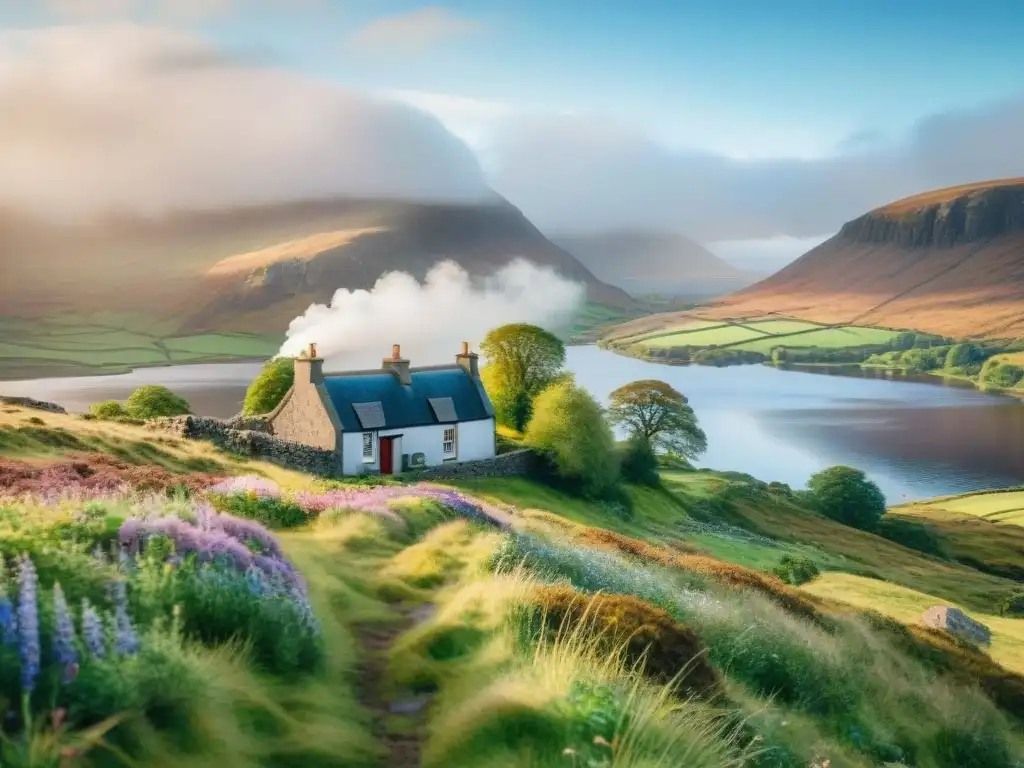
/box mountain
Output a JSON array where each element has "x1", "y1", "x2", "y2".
[
  {"x1": 552, "y1": 231, "x2": 757, "y2": 298},
  {"x1": 0, "y1": 197, "x2": 633, "y2": 335},
  {"x1": 706, "y1": 179, "x2": 1024, "y2": 338}
]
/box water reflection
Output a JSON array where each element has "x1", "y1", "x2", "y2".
[{"x1": 2, "y1": 348, "x2": 1022, "y2": 502}]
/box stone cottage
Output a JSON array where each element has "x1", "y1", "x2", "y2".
[{"x1": 267, "y1": 342, "x2": 496, "y2": 476}]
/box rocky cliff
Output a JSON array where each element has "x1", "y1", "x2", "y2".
[
  {"x1": 702, "y1": 179, "x2": 1024, "y2": 339},
  {"x1": 838, "y1": 179, "x2": 1024, "y2": 248}
]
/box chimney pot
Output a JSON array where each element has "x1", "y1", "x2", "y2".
[
  {"x1": 309, "y1": 342, "x2": 318, "y2": 359},
  {"x1": 461, "y1": 341, "x2": 469, "y2": 355},
  {"x1": 392, "y1": 344, "x2": 401, "y2": 360}
]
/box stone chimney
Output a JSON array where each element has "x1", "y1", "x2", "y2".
[
  {"x1": 293, "y1": 342, "x2": 324, "y2": 385},
  {"x1": 382, "y1": 343, "x2": 411, "y2": 385},
  {"x1": 455, "y1": 340, "x2": 480, "y2": 378}
]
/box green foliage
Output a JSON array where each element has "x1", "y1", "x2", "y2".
[
  {"x1": 607, "y1": 379, "x2": 707, "y2": 459},
  {"x1": 893, "y1": 332, "x2": 917, "y2": 350},
  {"x1": 206, "y1": 492, "x2": 308, "y2": 529},
  {"x1": 480, "y1": 324, "x2": 566, "y2": 430},
  {"x1": 125, "y1": 385, "x2": 191, "y2": 420},
  {"x1": 984, "y1": 362, "x2": 1024, "y2": 388},
  {"x1": 691, "y1": 348, "x2": 767, "y2": 366},
  {"x1": 806, "y1": 466, "x2": 887, "y2": 530},
  {"x1": 875, "y1": 516, "x2": 946, "y2": 557},
  {"x1": 944, "y1": 343, "x2": 982, "y2": 371},
  {"x1": 89, "y1": 400, "x2": 129, "y2": 420},
  {"x1": 525, "y1": 378, "x2": 619, "y2": 497},
  {"x1": 242, "y1": 357, "x2": 294, "y2": 416},
  {"x1": 617, "y1": 436, "x2": 660, "y2": 487},
  {"x1": 999, "y1": 589, "x2": 1024, "y2": 617},
  {"x1": 771, "y1": 555, "x2": 820, "y2": 586}
]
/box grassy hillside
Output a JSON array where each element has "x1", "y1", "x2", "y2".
[
  {"x1": 0, "y1": 197, "x2": 634, "y2": 379},
  {"x1": 0, "y1": 404, "x2": 1022, "y2": 766}
]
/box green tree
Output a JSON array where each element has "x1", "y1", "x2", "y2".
[
  {"x1": 243, "y1": 357, "x2": 295, "y2": 415},
  {"x1": 125, "y1": 385, "x2": 191, "y2": 419},
  {"x1": 806, "y1": 466, "x2": 886, "y2": 530},
  {"x1": 985, "y1": 362, "x2": 1024, "y2": 389},
  {"x1": 481, "y1": 324, "x2": 566, "y2": 431},
  {"x1": 607, "y1": 379, "x2": 707, "y2": 459},
  {"x1": 525, "y1": 378, "x2": 618, "y2": 496},
  {"x1": 89, "y1": 400, "x2": 129, "y2": 420},
  {"x1": 618, "y1": 435, "x2": 660, "y2": 486},
  {"x1": 945, "y1": 343, "x2": 980, "y2": 371}
]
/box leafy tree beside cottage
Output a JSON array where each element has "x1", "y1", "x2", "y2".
[
  {"x1": 480, "y1": 323, "x2": 567, "y2": 431},
  {"x1": 607, "y1": 379, "x2": 707, "y2": 460}
]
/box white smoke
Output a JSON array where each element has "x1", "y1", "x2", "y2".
[{"x1": 279, "y1": 259, "x2": 586, "y2": 369}]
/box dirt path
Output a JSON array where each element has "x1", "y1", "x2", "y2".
[{"x1": 354, "y1": 603, "x2": 436, "y2": 768}]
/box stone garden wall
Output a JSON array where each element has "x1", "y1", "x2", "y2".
[
  {"x1": 150, "y1": 415, "x2": 337, "y2": 477},
  {"x1": 412, "y1": 449, "x2": 535, "y2": 480}
]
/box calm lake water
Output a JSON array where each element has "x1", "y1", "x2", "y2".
[{"x1": 3, "y1": 345, "x2": 1023, "y2": 502}]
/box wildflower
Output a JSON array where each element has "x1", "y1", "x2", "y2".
[
  {"x1": 17, "y1": 555, "x2": 40, "y2": 692},
  {"x1": 81, "y1": 599, "x2": 106, "y2": 658},
  {"x1": 110, "y1": 580, "x2": 139, "y2": 657},
  {"x1": 0, "y1": 592, "x2": 15, "y2": 647},
  {"x1": 51, "y1": 584, "x2": 78, "y2": 681}
]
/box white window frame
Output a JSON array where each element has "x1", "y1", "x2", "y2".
[
  {"x1": 442, "y1": 425, "x2": 457, "y2": 458},
  {"x1": 361, "y1": 432, "x2": 375, "y2": 463}
]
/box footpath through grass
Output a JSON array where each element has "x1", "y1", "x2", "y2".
[{"x1": 1, "y1": 408, "x2": 1023, "y2": 766}]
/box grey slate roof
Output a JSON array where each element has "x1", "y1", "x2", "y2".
[{"x1": 322, "y1": 365, "x2": 491, "y2": 432}]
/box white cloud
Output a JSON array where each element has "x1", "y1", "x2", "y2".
[
  {"x1": 483, "y1": 97, "x2": 1024, "y2": 240},
  {"x1": 280, "y1": 258, "x2": 585, "y2": 369},
  {"x1": 349, "y1": 6, "x2": 480, "y2": 54},
  {"x1": 0, "y1": 24, "x2": 490, "y2": 219}
]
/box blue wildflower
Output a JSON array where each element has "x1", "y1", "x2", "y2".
[
  {"x1": 81, "y1": 599, "x2": 105, "y2": 658},
  {"x1": 110, "y1": 581, "x2": 139, "y2": 657},
  {"x1": 0, "y1": 590, "x2": 16, "y2": 647},
  {"x1": 16, "y1": 555, "x2": 40, "y2": 692},
  {"x1": 51, "y1": 584, "x2": 78, "y2": 682}
]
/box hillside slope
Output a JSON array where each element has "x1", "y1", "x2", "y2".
[
  {"x1": 705, "y1": 179, "x2": 1024, "y2": 338},
  {"x1": 553, "y1": 231, "x2": 756, "y2": 298},
  {"x1": 1, "y1": 197, "x2": 633, "y2": 335}
]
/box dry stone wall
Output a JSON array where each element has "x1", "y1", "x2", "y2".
[
  {"x1": 411, "y1": 449, "x2": 535, "y2": 480},
  {"x1": 150, "y1": 415, "x2": 337, "y2": 477}
]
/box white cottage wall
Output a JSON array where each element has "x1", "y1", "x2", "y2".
[{"x1": 340, "y1": 418, "x2": 495, "y2": 476}]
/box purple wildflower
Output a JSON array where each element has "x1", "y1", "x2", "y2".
[
  {"x1": 16, "y1": 555, "x2": 40, "y2": 692},
  {"x1": 81, "y1": 599, "x2": 105, "y2": 658},
  {"x1": 206, "y1": 476, "x2": 280, "y2": 497},
  {"x1": 51, "y1": 584, "x2": 78, "y2": 683}
]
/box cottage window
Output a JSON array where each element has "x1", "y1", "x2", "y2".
[
  {"x1": 442, "y1": 426, "x2": 457, "y2": 457},
  {"x1": 361, "y1": 432, "x2": 374, "y2": 461}
]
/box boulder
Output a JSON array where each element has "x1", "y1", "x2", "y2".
[
  {"x1": 921, "y1": 606, "x2": 992, "y2": 646},
  {"x1": 0, "y1": 396, "x2": 67, "y2": 414}
]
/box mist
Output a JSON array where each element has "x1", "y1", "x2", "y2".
[{"x1": 278, "y1": 259, "x2": 585, "y2": 369}]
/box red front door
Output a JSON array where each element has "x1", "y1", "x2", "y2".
[{"x1": 379, "y1": 437, "x2": 394, "y2": 475}]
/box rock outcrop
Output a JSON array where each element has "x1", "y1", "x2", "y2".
[
  {"x1": 704, "y1": 179, "x2": 1024, "y2": 339},
  {"x1": 921, "y1": 605, "x2": 992, "y2": 646},
  {"x1": 0, "y1": 396, "x2": 67, "y2": 414}
]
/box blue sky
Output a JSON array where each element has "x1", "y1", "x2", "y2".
[
  {"x1": 8, "y1": 0, "x2": 1024, "y2": 158},
  {"x1": 3, "y1": 0, "x2": 1024, "y2": 261}
]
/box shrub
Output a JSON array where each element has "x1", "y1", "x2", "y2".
[
  {"x1": 806, "y1": 466, "x2": 886, "y2": 530},
  {"x1": 89, "y1": 400, "x2": 129, "y2": 420},
  {"x1": 527, "y1": 585, "x2": 721, "y2": 698},
  {"x1": 525, "y1": 379, "x2": 620, "y2": 497},
  {"x1": 617, "y1": 436, "x2": 660, "y2": 487},
  {"x1": 206, "y1": 491, "x2": 308, "y2": 529},
  {"x1": 984, "y1": 362, "x2": 1024, "y2": 389},
  {"x1": 242, "y1": 357, "x2": 294, "y2": 416},
  {"x1": 999, "y1": 589, "x2": 1024, "y2": 618},
  {"x1": 771, "y1": 555, "x2": 820, "y2": 585},
  {"x1": 125, "y1": 386, "x2": 191, "y2": 420},
  {"x1": 875, "y1": 516, "x2": 945, "y2": 556}
]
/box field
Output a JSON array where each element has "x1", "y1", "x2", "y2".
[
  {"x1": 608, "y1": 314, "x2": 902, "y2": 357},
  {"x1": 0, "y1": 314, "x2": 282, "y2": 379},
  {"x1": 1, "y1": 405, "x2": 1023, "y2": 766}
]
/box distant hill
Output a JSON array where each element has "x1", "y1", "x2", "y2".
[
  {"x1": 552, "y1": 231, "x2": 757, "y2": 298},
  {"x1": 0, "y1": 197, "x2": 633, "y2": 336},
  {"x1": 705, "y1": 178, "x2": 1024, "y2": 339}
]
